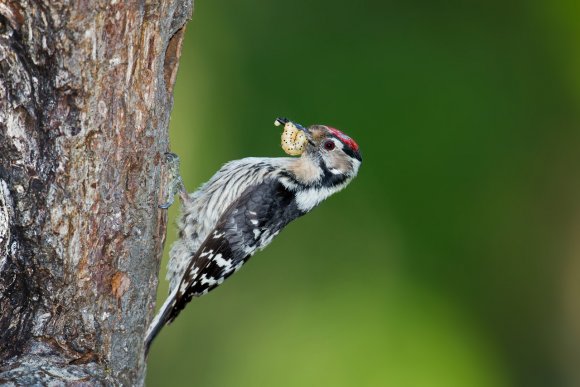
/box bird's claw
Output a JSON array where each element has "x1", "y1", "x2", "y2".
[
  {"x1": 159, "y1": 152, "x2": 186, "y2": 209},
  {"x1": 158, "y1": 200, "x2": 173, "y2": 209}
]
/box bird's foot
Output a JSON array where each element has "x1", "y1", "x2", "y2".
[{"x1": 159, "y1": 152, "x2": 186, "y2": 209}]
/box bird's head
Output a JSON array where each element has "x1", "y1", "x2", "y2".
[{"x1": 275, "y1": 118, "x2": 362, "y2": 184}]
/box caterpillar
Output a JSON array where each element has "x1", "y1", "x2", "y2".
[{"x1": 274, "y1": 117, "x2": 307, "y2": 156}]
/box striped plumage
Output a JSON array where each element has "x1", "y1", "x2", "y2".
[{"x1": 145, "y1": 123, "x2": 361, "y2": 353}]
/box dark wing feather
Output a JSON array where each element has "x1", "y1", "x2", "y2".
[{"x1": 167, "y1": 179, "x2": 304, "y2": 323}]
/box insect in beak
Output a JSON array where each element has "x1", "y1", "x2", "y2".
[{"x1": 275, "y1": 117, "x2": 312, "y2": 156}]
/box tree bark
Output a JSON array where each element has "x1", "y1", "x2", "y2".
[{"x1": 0, "y1": 0, "x2": 192, "y2": 384}]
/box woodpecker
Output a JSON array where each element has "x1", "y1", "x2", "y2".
[{"x1": 145, "y1": 118, "x2": 361, "y2": 353}]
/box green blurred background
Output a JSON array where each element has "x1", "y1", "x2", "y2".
[{"x1": 147, "y1": 1, "x2": 580, "y2": 386}]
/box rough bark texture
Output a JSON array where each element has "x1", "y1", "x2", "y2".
[{"x1": 0, "y1": 0, "x2": 193, "y2": 384}]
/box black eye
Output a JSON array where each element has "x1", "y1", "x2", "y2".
[{"x1": 324, "y1": 140, "x2": 335, "y2": 151}]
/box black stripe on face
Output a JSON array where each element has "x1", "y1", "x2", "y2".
[
  {"x1": 341, "y1": 144, "x2": 362, "y2": 162},
  {"x1": 318, "y1": 159, "x2": 349, "y2": 188}
]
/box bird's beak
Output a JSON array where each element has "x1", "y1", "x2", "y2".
[
  {"x1": 275, "y1": 117, "x2": 305, "y2": 131},
  {"x1": 275, "y1": 117, "x2": 313, "y2": 140}
]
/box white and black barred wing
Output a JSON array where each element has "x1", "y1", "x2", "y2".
[
  {"x1": 170, "y1": 178, "x2": 303, "y2": 320},
  {"x1": 146, "y1": 179, "x2": 304, "y2": 348},
  {"x1": 167, "y1": 158, "x2": 289, "y2": 292}
]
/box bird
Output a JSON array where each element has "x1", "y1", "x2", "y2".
[{"x1": 145, "y1": 118, "x2": 361, "y2": 354}]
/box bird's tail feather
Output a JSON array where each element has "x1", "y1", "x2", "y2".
[{"x1": 144, "y1": 286, "x2": 179, "y2": 356}]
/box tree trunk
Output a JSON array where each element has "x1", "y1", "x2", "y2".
[{"x1": 0, "y1": 0, "x2": 192, "y2": 384}]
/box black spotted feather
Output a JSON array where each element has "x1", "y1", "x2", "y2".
[{"x1": 145, "y1": 179, "x2": 303, "y2": 351}]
